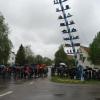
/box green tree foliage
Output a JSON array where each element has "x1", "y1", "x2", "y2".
[
  {"x1": 34, "y1": 55, "x2": 52, "y2": 65},
  {"x1": 43, "y1": 57, "x2": 52, "y2": 66},
  {"x1": 15, "y1": 44, "x2": 26, "y2": 66},
  {"x1": 0, "y1": 13, "x2": 12, "y2": 65},
  {"x1": 16, "y1": 44, "x2": 52, "y2": 65},
  {"x1": 25, "y1": 55, "x2": 35, "y2": 64},
  {"x1": 35, "y1": 55, "x2": 43, "y2": 64},
  {"x1": 24, "y1": 46, "x2": 35, "y2": 64},
  {"x1": 89, "y1": 32, "x2": 100, "y2": 65},
  {"x1": 54, "y1": 45, "x2": 68, "y2": 65}
]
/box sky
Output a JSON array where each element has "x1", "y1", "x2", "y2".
[{"x1": 0, "y1": 0, "x2": 100, "y2": 59}]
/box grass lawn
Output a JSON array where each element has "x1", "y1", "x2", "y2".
[{"x1": 51, "y1": 76, "x2": 100, "y2": 84}]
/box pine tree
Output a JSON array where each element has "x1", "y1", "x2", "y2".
[
  {"x1": 15, "y1": 44, "x2": 26, "y2": 66},
  {"x1": 54, "y1": 45, "x2": 68, "y2": 65}
]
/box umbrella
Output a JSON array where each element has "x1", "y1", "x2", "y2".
[{"x1": 60, "y1": 63, "x2": 66, "y2": 66}]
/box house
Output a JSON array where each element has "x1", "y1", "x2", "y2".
[
  {"x1": 67, "y1": 46, "x2": 95, "y2": 68},
  {"x1": 80, "y1": 46, "x2": 100, "y2": 69},
  {"x1": 80, "y1": 46, "x2": 94, "y2": 68}
]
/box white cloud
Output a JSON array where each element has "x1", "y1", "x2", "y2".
[{"x1": 0, "y1": 0, "x2": 100, "y2": 59}]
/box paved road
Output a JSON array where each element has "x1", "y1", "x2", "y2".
[
  {"x1": 0, "y1": 68, "x2": 100, "y2": 100},
  {"x1": 0, "y1": 78, "x2": 100, "y2": 100}
]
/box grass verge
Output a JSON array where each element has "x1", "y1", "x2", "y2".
[{"x1": 51, "y1": 76, "x2": 100, "y2": 84}]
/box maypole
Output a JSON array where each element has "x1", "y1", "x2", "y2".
[
  {"x1": 54, "y1": 0, "x2": 80, "y2": 65},
  {"x1": 54, "y1": 0, "x2": 84, "y2": 80}
]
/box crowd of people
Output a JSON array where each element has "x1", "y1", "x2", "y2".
[
  {"x1": 0, "y1": 64, "x2": 48, "y2": 80},
  {"x1": 51, "y1": 65, "x2": 100, "y2": 80},
  {"x1": 1, "y1": 63, "x2": 100, "y2": 81}
]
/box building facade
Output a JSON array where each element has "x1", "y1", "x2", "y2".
[{"x1": 80, "y1": 46, "x2": 100, "y2": 69}]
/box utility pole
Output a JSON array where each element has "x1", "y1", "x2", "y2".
[{"x1": 54, "y1": 0, "x2": 81, "y2": 67}]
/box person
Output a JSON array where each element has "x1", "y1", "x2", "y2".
[
  {"x1": 43, "y1": 66, "x2": 48, "y2": 77},
  {"x1": 2, "y1": 66, "x2": 6, "y2": 79},
  {"x1": 77, "y1": 64, "x2": 84, "y2": 81},
  {"x1": 51, "y1": 67, "x2": 55, "y2": 76}
]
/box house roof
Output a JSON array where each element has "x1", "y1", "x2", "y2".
[{"x1": 80, "y1": 45, "x2": 90, "y2": 53}]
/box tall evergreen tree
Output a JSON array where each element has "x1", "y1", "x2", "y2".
[
  {"x1": 89, "y1": 32, "x2": 100, "y2": 65},
  {"x1": 0, "y1": 13, "x2": 12, "y2": 65},
  {"x1": 15, "y1": 44, "x2": 26, "y2": 66},
  {"x1": 54, "y1": 45, "x2": 68, "y2": 65}
]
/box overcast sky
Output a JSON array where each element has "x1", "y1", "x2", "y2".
[{"x1": 0, "y1": 0, "x2": 100, "y2": 59}]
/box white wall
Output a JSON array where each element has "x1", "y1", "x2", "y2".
[{"x1": 81, "y1": 48, "x2": 94, "y2": 68}]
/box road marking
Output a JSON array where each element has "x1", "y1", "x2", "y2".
[{"x1": 0, "y1": 91, "x2": 13, "y2": 97}]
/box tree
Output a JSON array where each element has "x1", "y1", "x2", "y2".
[
  {"x1": 54, "y1": 45, "x2": 68, "y2": 65},
  {"x1": 35, "y1": 55, "x2": 43, "y2": 64},
  {"x1": 89, "y1": 32, "x2": 100, "y2": 65},
  {"x1": 15, "y1": 44, "x2": 26, "y2": 66},
  {"x1": 25, "y1": 45, "x2": 34, "y2": 57},
  {"x1": 43, "y1": 57, "x2": 52, "y2": 66},
  {"x1": 24, "y1": 45, "x2": 35, "y2": 64},
  {"x1": 0, "y1": 13, "x2": 12, "y2": 65},
  {"x1": 26, "y1": 55, "x2": 35, "y2": 64}
]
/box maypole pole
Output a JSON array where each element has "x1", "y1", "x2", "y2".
[
  {"x1": 54, "y1": 0, "x2": 79, "y2": 66},
  {"x1": 54, "y1": 0, "x2": 83, "y2": 80}
]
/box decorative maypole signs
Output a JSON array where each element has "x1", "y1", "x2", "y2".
[{"x1": 54, "y1": 0, "x2": 81, "y2": 66}]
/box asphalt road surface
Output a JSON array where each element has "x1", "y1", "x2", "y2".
[{"x1": 0, "y1": 68, "x2": 100, "y2": 100}]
